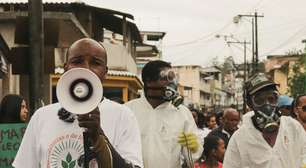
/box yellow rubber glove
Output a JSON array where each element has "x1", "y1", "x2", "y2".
[{"x1": 177, "y1": 132, "x2": 199, "y2": 153}]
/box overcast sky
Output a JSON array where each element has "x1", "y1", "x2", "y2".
[
  {"x1": 14, "y1": 0, "x2": 306, "y2": 66},
  {"x1": 85, "y1": 0, "x2": 306, "y2": 66}
]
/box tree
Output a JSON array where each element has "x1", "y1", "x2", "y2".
[{"x1": 288, "y1": 53, "x2": 306, "y2": 97}]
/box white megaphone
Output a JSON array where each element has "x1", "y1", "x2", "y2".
[{"x1": 56, "y1": 68, "x2": 103, "y2": 114}]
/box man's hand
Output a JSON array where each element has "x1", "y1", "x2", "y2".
[
  {"x1": 77, "y1": 107, "x2": 102, "y2": 145},
  {"x1": 177, "y1": 132, "x2": 199, "y2": 153}
]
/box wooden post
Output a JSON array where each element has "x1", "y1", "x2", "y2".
[
  {"x1": 123, "y1": 87, "x2": 128, "y2": 102},
  {"x1": 28, "y1": 0, "x2": 44, "y2": 114},
  {"x1": 122, "y1": 16, "x2": 127, "y2": 46}
]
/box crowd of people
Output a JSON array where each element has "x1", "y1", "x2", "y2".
[
  {"x1": 191, "y1": 73, "x2": 306, "y2": 168},
  {"x1": 0, "y1": 38, "x2": 305, "y2": 168}
]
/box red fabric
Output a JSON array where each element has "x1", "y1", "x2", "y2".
[{"x1": 194, "y1": 162, "x2": 223, "y2": 168}]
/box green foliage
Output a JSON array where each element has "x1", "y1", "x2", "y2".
[
  {"x1": 61, "y1": 152, "x2": 76, "y2": 168},
  {"x1": 279, "y1": 63, "x2": 289, "y2": 74},
  {"x1": 288, "y1": 53, "x2": 306, "y2": 97}
]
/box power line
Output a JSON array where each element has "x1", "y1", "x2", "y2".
[
  {"x1": 164, "y1": 21, "x2": 233, "y2": 48},
  {"x1": 168, "y1": 37, "x2": 219, "y2": 63},
  {"x1": 228, "y1": 42, "x2": 252, "y2": 53},
  {"x1": 235, "y1": 19, "x2": 306, "y2": 38},
  {"x1": 261, "y1": 24, "x2": 306, "y2": 57},
  {"x1": 166, "y1": 36, "x2": 217, "y2": 59}
]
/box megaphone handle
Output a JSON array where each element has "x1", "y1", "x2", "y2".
[{"x1": 83, "y1": 131, "x2": 91, "y2": 168}]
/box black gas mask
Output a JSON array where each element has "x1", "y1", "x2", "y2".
[
  {"x1": 144, "y1": 69, "x2": 184, "y2": 107},
  {"x1": 250, "y1": 89, "x2": 281, "y2": 133},
  {"x1": 163, "y1": 82, "x2": 184, "y2": 107}
]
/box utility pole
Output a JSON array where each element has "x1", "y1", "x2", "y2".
[
  {"x1": 252, "y1": 18, "x2": 255, "y2": 73},
  {"x1": 227, "y1": 40, "x2": 251, "y2": 113},
  {"x1": 29, "y1": 0, "x2": 44, "y2": 115},
  {"x1": 234, "y1": 12, "x2": 264, "y2": 75},
  {"x1": 302, "y1": 39, "x2": 306, "y2": 52},
  {"x1": 254, "y1": 12, "x2": 259, "y2": 74}
]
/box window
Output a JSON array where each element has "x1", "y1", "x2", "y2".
[
  {"x1": 184, "y1": 86, "x2": 192, "y2": 98},
  {"x1": 103, "y1": 87, "x2": 123, "y2": 100}
]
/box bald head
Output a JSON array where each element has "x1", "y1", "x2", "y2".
[
  {"x1": 66, "y1": 38, "x2": 107, "y2": 63},
  {"x1": 223, "y1": 108, "x2": 240, "y2": 134},
  {"x1": 223, "y1": 108, "x2": 239, "y2": 118},
  {"x1": 64, "y1": 38, "x2": 108, "y2": 82}
]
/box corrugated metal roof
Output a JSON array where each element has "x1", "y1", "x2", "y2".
[
  {"x1": 54, "y1": 68, "x2": 140, "y2": 78},
  {"x1": 201, "y1": 66, "x2": 221, "y2": 73},
  {"x1": 204, "y1": 76, "x2": 214, "y2": 80},
  {"x1": 0, "y1": 0, "x2": 135, "y2": 20},
  {"x1": 0, "y1": 0, "x2": 83, "y2": 4},
  {"x1": 107, "y1": 70, "x2": 138, "y2": 78},
  {"x1": 0, "y1": 0, "x2": 142, "y2": 42}
]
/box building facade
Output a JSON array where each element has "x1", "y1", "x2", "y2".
[
  {"x1": 0, "y1": 0, "x2": 143, "y2": 107},
  {"x1": 264, "y1": 55, "x2": 300, "y2": 95},
  {"x1": 136, "y1": 31, "x2": 166, "y2": 78},
  {"x1": 173, "y1": 65, "x2": 217, "y2": 111}
]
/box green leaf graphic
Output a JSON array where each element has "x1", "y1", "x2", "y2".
[
  {"x1": 66, "y1": 152, "x2": 72, "y2": 163},
  {"x1": 69, "y1": 160, "x2": 76, "y2": 168},
  {"x1": 62, "y1": 160, "x2": 68, "y2": 168}
]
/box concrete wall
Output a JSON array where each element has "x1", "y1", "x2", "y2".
[
  {"x1": 0, "y1": 65, "x2": 19, "y2": 98},
  {"x1": 0, "y1": 22, "x2": 15, "y2": 48},
  {"x1": 265, "y1": 56, "x2": 300, "y2": 95},
  {"x1": 0, "y1": 24, "x2": 20, "y2": 97},
  {"x1": 273, "y1": 69, "x2": 288, "y2": 94},
  {"x1": 174, "y1": 66, "x2": 213, "y2": 108},
  {"x1": 0, "y1": 15, "x2": 139, "y2": 106},
  {"x1": 0, "y1": 22, "x2": 52, "y2": 105},
  {"x1": 174, "y1": 66, "x2": 199, "y2": 104},
  {"x1": 102, "y1": 42, "x2": 137, "y2": 74},
  {"x1": 200, "y1": 78, "x2": 211, "y2": 93}
]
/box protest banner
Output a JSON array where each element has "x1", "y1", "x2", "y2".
[{"x1": 0, "y1": 124, "x2": 27, "y2": 168}]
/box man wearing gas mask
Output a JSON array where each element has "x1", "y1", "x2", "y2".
[
  {"x1": 223, "y1": 73, "x2": 306, "y2": 168},
  {"x1": 126, "y1": 60, "x2": 203, "y2": 168}
]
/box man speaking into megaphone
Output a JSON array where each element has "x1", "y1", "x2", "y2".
[{"x1": 13, "y1": 38, "x2": 143, "y2": 168}]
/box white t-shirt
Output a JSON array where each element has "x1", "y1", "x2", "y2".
[
  {"x1": 13, "y1": 98, "x2": 143, "y2": 168},
  {"x1": 125, "y1": 97, "x2": 203, "y2": 168},
  {"x1": 223, "y1": 111, "x2": 306, "y2": 168}
]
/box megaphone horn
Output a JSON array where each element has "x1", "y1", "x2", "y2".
[
  {"x1": 69, "y1": 78, "x2": 93, "y2": 102},
  {"x1": 56, "y1": 68, "x2": 103, "y2": 115}
]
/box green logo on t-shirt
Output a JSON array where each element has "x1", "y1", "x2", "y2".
[
  {"x1": 48, "y1": 133, "x2": 84, "y2": 168},
  {"x1": 61, "y1": 152, "x2": 76, "y2": 168}
]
